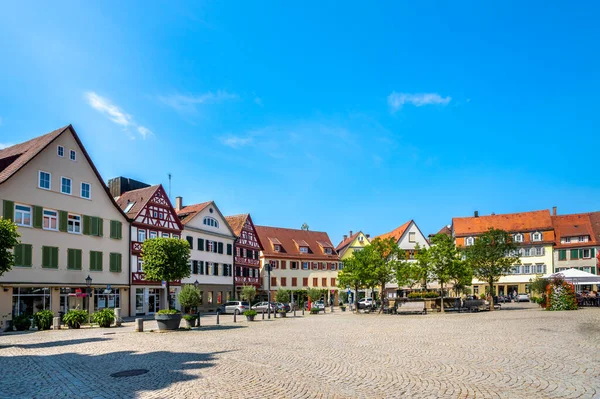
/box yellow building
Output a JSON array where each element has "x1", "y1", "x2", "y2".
[
  {"x1": 335, "y1": 230, "x2": 371, "y2": 260},
  {"x1": 453, "y1": 210, "x2": 555, "y2": 297}
]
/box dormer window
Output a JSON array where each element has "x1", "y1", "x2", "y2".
[
  {"x1": 274, "y1": 244, "x2": 281, "y2": 252},
  {"x1": 564, "y1": 237, "x2": 571, "y2": 243},
  {"x1": 531, "y1": 232, "x2": 542, "y2": 242},
  {"x1": 300, "y1": 247, "x2": 308, "y2": 254},
  {"x1": 324, "y1": 248, "x2": 332, "y2": 255},
  {"x1": 579, "y1": 236, "x2": 589, "y2": 243},
  {"x1": 465, "y1": 237, "x2": 474, "y2": 246},
  {"x1": 513, "y1": 233, "x2": 523, "y2": 243}
]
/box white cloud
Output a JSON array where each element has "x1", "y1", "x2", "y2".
[
  {"x1": 159, "y1": 90, "x2": 239, "y2": 113},
  {"x1": 387, "y1": 92, "x2": 451, "y2": 112},
  {"x1": 84, "y1": 91, "x2": 153, "y2": 139},
  {"x1": 219, "y1": 135, "x2": 253, "y2": 148},
  {"x1": 0, "y1": 142, "x2": 14, "y2": 150}
]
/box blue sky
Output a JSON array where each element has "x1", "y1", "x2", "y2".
[{"x1": 1, "y1": 2, "x2": 599, "y2": 243}]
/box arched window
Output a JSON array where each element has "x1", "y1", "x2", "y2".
[
  {"x1": 514, "y1": 233, "x2": 523, "y2": 243},
  {"x1": 203, "y1": 217, "x2": 219, "y2": 228},
  {"x1": 531, "y1": 232, "x2": 542, "y2": 242},
  {"x1": 465, "y1": 237, "x2": 474, "y2": 246}
]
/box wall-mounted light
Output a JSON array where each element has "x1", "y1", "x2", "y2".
[{"x1": 2, "y1": 287, "x2": 8, "y2": 292}]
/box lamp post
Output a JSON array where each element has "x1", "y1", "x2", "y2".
[
  {"x1": 266, "y1": 263, "x2": 272, "y2": 319},
  {"x1": 85, "y1": 275, "x2": 93, "y2": 320},
  {"x1": 194, "y1": 280, "x2": 201, "y2": 327}
]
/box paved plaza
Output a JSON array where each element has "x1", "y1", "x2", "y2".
[{"x1": 1, "y1": 304, "x2": 599, "y2": 399}]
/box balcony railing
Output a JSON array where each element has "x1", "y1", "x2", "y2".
[
  {"x1": 132, "y1": 272, "x2": 181, "y2": 286},
  {"x1": 234, "y1": 276, "x2": 260, "y2": 286},
  {"x1": 234, "y1": 256, "x2": 260, "y2": 267}
]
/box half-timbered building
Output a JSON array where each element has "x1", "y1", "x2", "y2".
[
  {"x1": 225, "y1": 214, "x2": 264, "y2": 299},
  {"x1": 114, "y1": 183, "x2": 183, "y2": 315}
]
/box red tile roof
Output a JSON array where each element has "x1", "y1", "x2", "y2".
[
  {"x1": 224, "y1": 214, "x2": 248, "y2": 237},
  {"x1": 436, "y1": 225, "x2": 452, "y2": 236},
  {"x1": 255, "y1": 225, "x2": 339, "y2": 261},
  {"x1": 175, "y1": 201, "x2": 212, "y2": 225},
  {"x1": 115, "y1": 185, "x2": 161, "y2": 218},
  {"x1": 376, "y1": 220, "x2": 412, "y2": 242},
  {"x1": 335, "y1": 231, "x2": 361, "y2": 251},
  {"x1": 552, "y1": 212, "x2": 600, "y2": 248},
  {"x1": 453, "y1": 210, "x2": 553, "y2": 237}
]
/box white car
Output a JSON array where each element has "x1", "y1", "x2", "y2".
[
  {"x1": 358, "y1": 297, "x2": 374, "y2": 309},
  {"x1": 313, "y1": 301, "x2": 325, "y2": 310},
  {"x1": 516, "y1": 293, "x2": 530, "y2": 302}
]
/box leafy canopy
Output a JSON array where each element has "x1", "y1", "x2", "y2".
[
  {"x1": 240, "y1": 285, "x2": 257, "y2": 303},
  {"x1": 0, "y1": 218, "x2": 20, "y2": 277},
  {"x1": 464, "y1": 228, "x2": 520, "y2": 284},
  {"x1": 141, "y1": 238, "x2": 191, "y2": 282},
  {"x1": 275, "y1": 289, "x2": 290, "y2": 303},
  {"x1": 337, "y1": 246, "x2": 377, "y2": 291},
  {"x1": 306, "y1": 287, "x2": 324, "y2": 302},
  {"x1": 428, "y1": 233, "x2": 471, "y2": 289},
  {"x1": 178, "y1": 284, "x2": 201, "y2": 312}
]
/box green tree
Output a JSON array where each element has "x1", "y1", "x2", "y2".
[
  {"x1": 369, "y1": 237, "x2": 401, "y2": 313},
  {"x1": 413, "y1": 243, "x2": 433, "y2": 290},
  {"x1": 0, "y1": 218, "x2": 20, "y2": 277},
  {"x1": 178, "y1": 284, "x2": 201, "y2": 313},
  {"x1": 275, "y1": 289, "x2": 290, "y2": 304},
  {"x1": 427, "y1": 234, "x2": 469, "y2": 312},
  {"x1": 142, "y1": 237, "x2": 191, "y2": 310},
  {"x1": 240, "y1": 285, "x2": 257, "y2": 304},
  {"x1": 306, "y1": 287, "x2": 324, "y2": 303},
  {"x1": 337, "y1": 247, "x2": 375, "y2": 313},
  {"x1": 463, "y1": 228, "x2": 520, "y2": 311}
]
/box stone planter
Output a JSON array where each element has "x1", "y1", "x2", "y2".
[
  {"x1": 155, "y1": 313, "x2": 182, "y2": 331},
  {"x1": 184, "y1": 319, "x2": 194, "y2": 329},
  {"x1": 278, "y1": 312, "x2": 287, "y2": 318},
  {"x1": 340, "y1": 307, "x2": 346, "y2": 312},
  {"x1": 246, "y1": 315, "x2": 255, "y2": 322}
]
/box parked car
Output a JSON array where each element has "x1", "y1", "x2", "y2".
[
  {"x1": 312, "y1": 301, "x2": 325, "y2": 311},
  {"x1": 357, "y1": 297, "x2": 374, "y2": 309},
  {"x1": 251, "y1": 301, "x2": 278, "y2": 312},
  {"x1": 516, "y1": 293, "x2": 530, "y2": 302},
  {"x1": 276, "y1": 302, "x2": 291, "y2": 312},
  {"x1": 217, "y1": 301, "x2": 250, "y2": 315}
]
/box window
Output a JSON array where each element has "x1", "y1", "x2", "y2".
[
  {"x1": 81, "y1": 182, "x2": 91, "y2": 199},
  {"x1": 38, "y1": 171, "x2": 51, "y2": 190},
  {"x1": 313, "y1": 278, "x2": 318, "y2": 287},
  {"x1": 67, "y1": 249, "x2": 82, "y2": 270},
  {"x1": 303, "y1": 278, "x2": 308, "y2": 287},
  {"x1": 300, "y1": 247, "x2": 308, "y2": 254},
  {"x1": 85, "y1": 216, "x2": 103, "y2": 237},
  {"x1": 90, "y1": 251, "x2": 103, "y2": 271},
  {"x1": 207, "y1": 240, "x2": 215, "y2": 252},
  {"x1": 523, "y1": 264, "x2": 531, "y2": 274},
  {"x1": 583, "y1": 249, "x2": 591, "y2": 259},
  {"x1": 43, "y1": 209, "x2": 58, "y2": 231},
  {"x1": 558, "y1": 250, "x2": 566, "y2": 261},
  {"x1": 465, "y1": 237, "x2": 474, "y2": 246},
  {"x1": 524, "y1": 248, "x2": 531, "y2": 257},
  {"x1": 137, "y1": 258, "x2": 144, "y2": 272},
  {"x1": 302, "y1": 262, "x2": 309, "y2": 270},
  {"x1": 331, "y1": 278, "x2": 336, "y2": 287},
  {"x1": 291, "y1": 261, "x2": 298, "y2": 270},
  {"x1": 41, "y1": 246, "x2": 59, "y2": 268},
  {"x1": 580, "y1": 236, "x2": 589, "y2": 242},
  {"x1": 324, "y1": 248, "x2": 332, "y2": 255},
  {"x1": 197, "y1": 238, "x2": 204, "y2": 251},
  {"x1": 109, "y1": 253, "x2": 122, "y2": 272},
  {"x1": 571, "y1": 249, "x2": 580, "y2": 260},
  {"x1": 514, "y1": 233, "x2": 523, "y2": 243},
  {"x1": 322, "y1": 278, "x2": 327, "y2": 287},
  {"x1": 67, "y1": 214, "x2": 81, "y2": 234},
  {"x1": 281, "y1": 277, "x2": 287, "y2": 286},
  {"x1": 149, "y1": 231, "x2": 157, "y2": 239},
  {"x1": 512, "y1": 265, "x2": 521, "y2": 274},
  {"x1": 535, "y1": 247, "x2": 544, "y2": 256},
  {"x1": 14, "y1": 204, "x2": 32, "y2": 227},
  {"x1": 331, "y1": 263, "x2": 337, "y2": 271},
  {"x1": 274, "y1": 244, "x2": 281, "y2": 252},
  {"x1": 564, "y1": 237, "x2": 571, "y2": 243},
  {"x1": 271, "y1": 277, "x2": 277, "y2": 287},
  {"x1": 138, "y1": 229, "x2": 146, "y2": 242},
  {"x1": 312, "y1": 262, "x2": 318, "y2": 270},
  {"x1": 532, "y1": 232, "x2": 542, "y2": 242},
  {"x1": 70, "y1": 149, "x2": 76, "y2": 161},
  {"x1": 358, "y1": 235, "x2": 364, "y2": 242},
  {"x1": 207, "y1": 291, "x2": 213, "y2": 304},
  {"x1": 61, "y1": 177, "x2": 72, "y2": 195},
  {"x1": 186, "y1": 236, "x2": 193, "y2": 249},
  {"x1": 535, "y1": 264, "x2": 545, "y2": 274},
  {"x1": 57, "y1": 145, "x2": 64, "y2": 157},
  {"x1": 161, "y1": 232, "x2": 169, "y2": 238},
  {"x1": 339, "y1": 262, "x2": 344, "y2": 270},
  {"x1": 14, "y1": 244, "x2": 32, "y2": 267},
  {"x1": 203, "y1": 217, "x2": 219, "y2": 228},
  {"x1": 409, "y1": 232, "x2": 416, "y2": 242},
  {"x1": 227, "y1": 243, "x2": 232, "y2": 255},
  {"x1": 173, "y1": 235, "x2": 179, "y2": 239}
]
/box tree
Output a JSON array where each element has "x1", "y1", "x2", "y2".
[
  {"x1": 142, "y1": 237, "x2": 191, "y2": 310},
  {"x1": 178, "y1": 284, "x2": 201, "y2": 313},
  {"x1": 369, "y1": 237, "x2": 401, "y2": 313},
  {"x1": 0, "y1": 218, "x2": 20, "y2": 278},
  {"x1": 306, "y1": 287, "x2": 323, "y2": 303},
  {"x1": 463, "y1": 228, "x2": 520, "y2": 311},
  {"x1": 412, "y1": 243, "x2": 434, "y2": 290},
  {"x1": 337, "y1": 247, "x2": 375, "y2": 313},
  {"x1": 426, "y1": 234, "x2": 469, "y2": 312},
  {"x1": 240, "y1": 285, "x2": 257, "y2": 305},
  {"x1": 275, "y1": 289, "x2": 290, "y2": 304}
]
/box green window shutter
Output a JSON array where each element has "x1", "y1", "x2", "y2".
[
  {"x1": 89, "y1": 251, "x2": 95, "y2": 270},
  {"x1": 592, "y1": 266, "x2": 597, "y2": 275},
  {"x1": 227, "y1": 244, "x2": 232, "y2": 256},
  {"x1": 218, "y1": 242, "x2": 223, "y2": 254},
  {"x1": 570, "y1": 249, "x2": 578, "y2": 260},
  {"x1": 33, "y1": 206, "x2": 43, "y2": 228},
  {"x1": 76, "y1": 249, "x2": 82, "y2": 269},
  {"x1": 110, "y1": 220, "x2": 116, "y2": 239},
  {"x1": 579, "y1": 249, "x2": 583, "y2": 259},
  {"x1": 52, "y1": 247, "x2": 58, "y2": 268},
  {"x1": 14, "y1": 244, "x2": 23, "y2": 266},
  {"x1": 42, "y1": 246, "x2": 48, "y2": 267},
  {"x1": 110, "y1": 221, "x2": 122, "y2": 240},
  {"x1": 198, "y1": 238, "x2": 204, "y2": 251},
  {"x1": 98, "y1": 218, "x2": 103, "y2": 237},
  {"x1": 591, "y1": 248, "x2": 596, "y2": 258},
  {"x1": 110, "y1": 253, "x2": 122, "y2": 272},
  {"x1": 558, "y1": 250, "x2": 566, "y2": 261},
  {"x1": 68, "y1": 249, "x2": 82, "y2": 270},
  {"x1": 67, "y1": 248, "x2": 73, "y2": 269},
  {"x1": 90, "y1": 217, "x2": 98, "y2": 236},
  {"x1": 83, "y1": 215, "x2": 91, "y2": 235},
  {"x1": 3, "y1": 200, "x2": 14, "y2": 221},
  {"x1": 59, "y1": 211, "x2": 68, "y2": 232},
  {"x1": 24, "y1": 244, "x2": 32, "y2": 267}
]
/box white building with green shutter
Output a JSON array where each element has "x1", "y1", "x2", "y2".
[{"x1": 0, "y1": 125, "x2": 131, "y2": 330}]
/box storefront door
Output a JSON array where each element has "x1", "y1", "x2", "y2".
[
  {"x1": 136, "y1": 288, "x2": 144, "y2": 315},
  {"x1": 148, "y1": 290, "x2": 159, "y2": 314}
]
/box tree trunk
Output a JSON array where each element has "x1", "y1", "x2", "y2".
[
  {"x1": 379, "y1": 281, "x2": 385, "y2": 314},
  {"x1": 440, "y1": 282, "x2": 445, "y2": 313},
  {"x1": 488, "y1": 280, "x2": 495, "y2": 311}
]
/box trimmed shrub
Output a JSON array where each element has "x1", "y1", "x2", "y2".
[
  {"x1": 92, "y1": 308, "x2": 115, "y2": 328},
  {"x1": 13, "y1": 315, "x2": 31, "y2": 331},
  {"x1": 33, "y1": 310, "x2": 54, "y2": 330},
  {"x1": 63, "y1": 310, "x2": 89, "y2": 329}
]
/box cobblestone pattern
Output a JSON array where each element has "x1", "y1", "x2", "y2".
[{"x1": 1, "y1": 303, "x2": 599, "y2": 399}]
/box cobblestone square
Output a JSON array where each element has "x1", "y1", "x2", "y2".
[{"x1": 1, "y1": 304, "x2": 599, "y2": 399}]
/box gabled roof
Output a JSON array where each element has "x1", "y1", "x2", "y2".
[
  {"x1": 316, "y1": 240, "x2": 334, "y2": 249},
  {"x1": 224, "y1": 214, "x2": 248, "y2": 237},
  {"x1": 255, "y1": 225, "x2": 339, "y2": 261},
  {"x1": 0, "y1": 124, "x2": 128, "y2": 220},
  {"x1": 336, "y1": 231, "x2": 361, "y2": 251},
  {"x1": 376, "y1": 220, "x2": 412, "y2": 242},
  {"x1": 453, "y1": 210, "x2": 553, "y2": 237},
  {"x1": 116, "y1": 185, "x2": 161, "y2": 218},
  {"x1": 292, "y1": 239, "x2": 310, "y2": 247},
  {"x1": 552, "y1": 212, "x2": 600, "y2": 248},
  {"x1": 176, "y1": 201, "x2": 212, "y2": 225},
  {"x1": 436, "y1": 225, "x2": 452, "y2": 236}
]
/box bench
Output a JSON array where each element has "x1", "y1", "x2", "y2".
[{"x1": 396, "y1": 301, "x2": 426, "y2": 315}]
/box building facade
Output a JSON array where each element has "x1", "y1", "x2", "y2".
[
  {"x1": 114, "y1": 183, "x2": 183, "y2": 316},
  {"x1": 335, "y1": 230, "x2": 371, "y2": 260},
  {"x1": 0, "y1": 125, "x2": 131, "y2": 330},
  {"x1": 255, "y1": 226, "x2": 341, "y2": 304},
  {"x1": 176, "y1": 199, "x2": 235, "y2": 312},
  {"x1": 453, "y1": 210, "x2": 555, "y2": 297},
  {"x1": 225, "y1": 214, "x2": 264, "y2": 299}
]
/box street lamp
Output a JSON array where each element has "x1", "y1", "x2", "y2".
[
  {"x1": 266, "y1": 263, "x2": 272, "y2": 319},
  {"x1": 194, "y1": 280, "x2": 200, "y2": 289},
  {"x1": 85, "y1": 275, "x2": 92, "y2": 287}
]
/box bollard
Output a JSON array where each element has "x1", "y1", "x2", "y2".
[
  {"x1": 302, "y1": 308, "x2": 305, "y2": 316},
  {"x1": 114, "y1": 308, "x2": 122, "y2": 327},
  {"x1": 216, "y1": 312, "x2": 220, "y2": 325},
  {"x1": 233, "y1": 312, "x2": 237, "y2": 323},
  {"x1": 331, "y1": 305, "x2": 334, "y2": 313},
  {"x1": 268, "y1": 307, "x2": 271, "y2": 319},
  {"x1": 197, "y1": 311, "x2": 201, "y2": 328},
  {"x1": 262, "y1": 310, "x2": 265, "y2": 320},
  {"x1": 52, "y1": 317, "x2": 61, "y2": 330},
  {"x1": 135, "y1": 318, "x2": 144, "y2": 332},
  {"x1": 294, "y1": 308, "x2": 296, "y2": 317}
]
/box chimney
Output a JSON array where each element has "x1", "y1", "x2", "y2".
[
  {"x1": 491, "y1": 212, "x2": 495, "y2": 216},
  {"x1": 349, "y1": 230, "x2": 353, "y2": 236},
  {"x1": 175, "y1": 196, "x2": 183, "y2": 211},
  {"x1": 343, "y1": 235, "x2": 348, "y2": 241},
  {"x1": 366, "y1": 234, "x2": 370, "y2": 239},
  {"x1": 474, "y1": 211, "x2": 479, "y2": 218},
  {"x1": 552, "y1": 206, "x2": 557, "y2": 216}
]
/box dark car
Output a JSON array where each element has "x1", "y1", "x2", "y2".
[{"x1": 276, "y1": 302, "x2": 291, "y2": 312}]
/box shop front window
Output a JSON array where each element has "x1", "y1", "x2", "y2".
[
  {"x1": 94, "y1": 288, "x2": 120, "y2": 310},
  {"x1": 12, "y1": 287, "x2": 51, "y2": 316},
  {"x1": 207, "y1": 291, "x2": 213, "y2": 304}
]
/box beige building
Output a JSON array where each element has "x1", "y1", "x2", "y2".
[
  {"x1": 0, "y1": 125, "x2": 131, "y2": 330},
  {"x1": 255, "y1": 226, "x2": 341, "y2": 304}
]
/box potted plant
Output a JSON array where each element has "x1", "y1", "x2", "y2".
[
  {"x1": 340, "y1": 305, "x2": 346, "y2": 312},
  {"x1": 92, "y1": 308, "x2": 115, "y2": 328},
  {"x1": 33, "y1": 310, "x2": 54, "y2": 330},
  {"x1": 141, "y1": 237, "x2": 191, "y2": 331},
  {"x1": 13, "y1": 314, "x2": 31, "y2": 331},
  {"x1": 183, "y1": 314, "x2": 197, "y2": 329},
  {"x1": 243, "y1": 309, "x2": 257, "y2": 321},
  {"x1": 277, "y1": 309, "x2": 287, "y2": 318},
  {"x1": 310, "y1": 307, "x2": 320, "y2": 315},
  {"x1": 63, "y1": 310, "x2": 89, "y2": 329}
]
